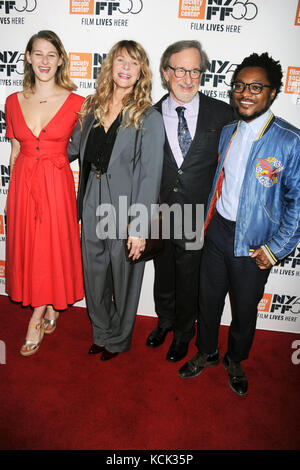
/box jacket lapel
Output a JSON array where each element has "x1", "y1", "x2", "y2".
[
  {"x1": 80, "y1": 112, "x2": 96, "y2": 163},
  {"x1": 107, "y1": 121, "x2": 137, "y2": 170},
  {"x1": 155, "y1": 94, "x2": 180, "y2": 169}
]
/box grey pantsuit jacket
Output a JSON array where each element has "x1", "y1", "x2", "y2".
[
  {"x1": 68, "y1": 107, "x2": 165, "y2": 238},
  {"x1": 67, "y1": 107, "x2": 165, "y2": 352}
]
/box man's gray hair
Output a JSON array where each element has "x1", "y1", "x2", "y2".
[{"x1": 160, "y1": 40, "x2": 210, "y2": 90}]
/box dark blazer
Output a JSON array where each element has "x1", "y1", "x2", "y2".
[{"x1": 155, "y1": 91, "x2": 235, "y2": 248}]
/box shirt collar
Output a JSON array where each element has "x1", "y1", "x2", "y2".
[
  {"x1": 239, "y1": 109, "x2": 272, "y2": 136},
  {"x1": 166, "y1": 92, "x2": 199, "y2": 116}
]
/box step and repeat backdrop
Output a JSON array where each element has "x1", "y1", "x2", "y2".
[{"x1": 0, "y1": 0, "x2": 299, "y2": 333}]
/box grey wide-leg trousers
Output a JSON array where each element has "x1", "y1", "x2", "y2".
[{"x1": 81, "y1": 170, "x2": 145, "y2": 353}]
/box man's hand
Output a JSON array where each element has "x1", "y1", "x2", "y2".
[{"x1": 250, "y1": 248, "x2": 272, "y2": 270}]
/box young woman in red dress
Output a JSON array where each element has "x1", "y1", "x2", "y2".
[{"x1": 5, "y1": 30, "x2": 84, "y2": 356}]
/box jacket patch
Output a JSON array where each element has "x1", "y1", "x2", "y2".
[{"x1": 255, "y1": 157, "x2": 284, "y2": 187}]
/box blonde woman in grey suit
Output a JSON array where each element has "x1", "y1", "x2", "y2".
[{"x1": 68, "y1": 40, "x2": 164, "y2": 361}]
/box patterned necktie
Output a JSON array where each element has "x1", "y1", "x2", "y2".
[{"x1": 176, "y1": 106, "x2": 192, "y2": 158}]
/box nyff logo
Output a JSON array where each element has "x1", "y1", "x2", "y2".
[
  {"x1": 0, "y1": 110, "x2": 6, "y2": 134},
  {"x1": 201, "y1": 59, "x2": 237, "y2": 88},
  {"x1": 69, "y1": 52, "x2": 107, "y2": 79},
  {"x1": 259, "y1": 293, "x2": 300, "y2": 315},
  {"x1": 0, "y1": 0, "x2": 37, "y2": 14},
  {"x1": 178, "y1": 0, "x2": 258, "y2": 21},
  {"x1": 279, "y1": 247, "x2": 300, "y2": 270},
  {"x1": 0, "y1": 51, "x2": 24, "y2": 76},
  {"x1": 69, "y1": 0, "x2": 143, "y2": 15},
  {"x1": 0, "y1": 165, "x2": 10, "y2": 188}
]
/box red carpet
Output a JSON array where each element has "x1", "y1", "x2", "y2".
[{"x1": 0, "y1": 294, "x2": 299, "y2": 451}]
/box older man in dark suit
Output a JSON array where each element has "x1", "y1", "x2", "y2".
[{"x1": 146, "y1": 40, "x2": 234, "y2": 362}]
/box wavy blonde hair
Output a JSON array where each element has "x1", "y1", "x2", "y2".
[
  {"x1": 23, "y1": 30, "x2": 76, "y2": 92},
  {"x1": 79, "y1": 40, "x2": 152, "y2": 129}
]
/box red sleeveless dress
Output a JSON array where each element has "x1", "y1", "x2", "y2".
[{"x1": 5, "y1": 92, "x2": 84, "y2": 310}]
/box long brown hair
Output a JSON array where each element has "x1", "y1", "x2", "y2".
[
  {"x1": 23, "y1": 30, "x2": 76, "y2": 91},
  {"x1": 79, "y1": 40, "x2": 152, "y2": 129}
]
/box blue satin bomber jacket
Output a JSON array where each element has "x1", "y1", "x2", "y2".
[{"x1": 205, "y1": 112, "x2": 300, "y2": 262}]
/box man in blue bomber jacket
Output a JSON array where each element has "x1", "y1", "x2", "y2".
[{"x1": 178, "y1": 52, "x2": 300, "y2": 396}]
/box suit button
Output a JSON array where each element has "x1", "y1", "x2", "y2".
[
  {"x1": 173, "y1": 187, "x2": 178, "y2": 192},
  {"x1": 96, "y1": 171, "x2": 101, "y2": 179},
  {"x1": 178, "y1": 169, "x2": 183, "y2": 175}
]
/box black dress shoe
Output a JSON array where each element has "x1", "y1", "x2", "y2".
[
  {"x1": 146, "y1": 327, "x2": 172, "y2": 348},
  {"x1": 100, "y1": 349, "x2": 119, "y2": 361},
  {"x1": 166, "y1": 340, "x2": 189, "y2": 362},
  {"x1": 178, "y1": 350, "x2": 220, "y2": 378},
  {"x1": 88, "y1": 343, "x2": 105, "y2": 355},
  {"x1": 223, "y1": 354, "x2": 248, "y2": 396}
]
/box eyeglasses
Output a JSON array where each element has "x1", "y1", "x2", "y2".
[
  {"x1": 168, "y1": 65, "x2": 201, "y2": 79},
  {"x1": 231, "y1": 81, "x2": 273, "y2": 95}
]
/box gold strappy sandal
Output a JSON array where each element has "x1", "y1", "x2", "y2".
[
  {"x1": 20, "y1": 321, "x2": 45, "y2": 357},
  {"x1": 44, "y1": 311, "x2": 59, "y2": 335}
]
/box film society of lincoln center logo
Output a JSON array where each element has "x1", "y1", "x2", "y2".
[
  {"x1": 0, "y1": 260, "x2": 5, "y2": 278},
  {"x1": 69, "y1": 52, "x2": 107, "y2": 84},
  {"x1": 285, "y1": 66, "x2": 300, "y2": 95},
  {"x1": 295, "y1": 0, "x2": 300, "y2": 25},
  {"x1": 69, "y1": 0, "x2": 143, "y2": 16},
  {"x1": 0, "y1": 214, "x2": 5, "y2": 238},
  {"x1": 0, "y1": 212, "x2": 6, "y2": 246}
]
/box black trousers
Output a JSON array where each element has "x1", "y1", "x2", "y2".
[
  {"x1": 197, "y1": 212, "x2": 271, "y2": 362},
  {"x1": 153, "y1": 239, "x2": 202, "y2": 343}
]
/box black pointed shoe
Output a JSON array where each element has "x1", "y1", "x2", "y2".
[
  {"x1": 223, "y1": 354, "x2": 248, "y2": 396},
  {"x1": 178, "y1": 350, "x2": 220, "y2": 378},
  {"x1": 100, "y1": 349, "x2": 119, "y2": 361},
  {"x1": 166, "y1": 340, "x2": 189, "y2": 362},
  {"x1": 88, "y1": 344, "x2": 105, "y2": 355},
  {"x1": 146, "y1": 327, "x2": 172, "y2": 348}
]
